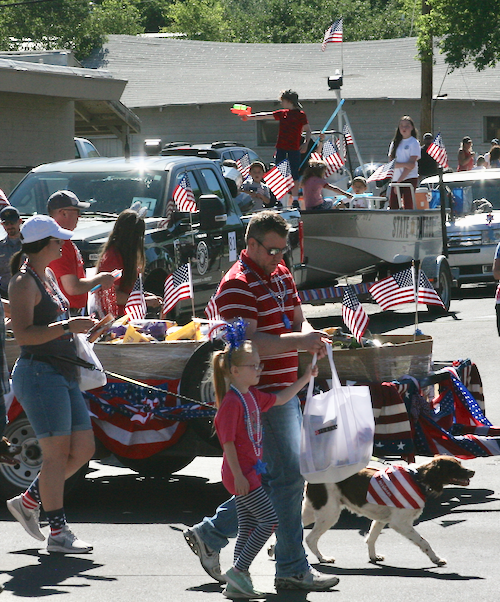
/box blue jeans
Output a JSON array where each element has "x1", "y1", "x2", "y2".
[{"x1": 195, "y1": 396, "x2": 308, "y2": 578}]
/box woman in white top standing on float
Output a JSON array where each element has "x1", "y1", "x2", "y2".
[{"x1": 388, "y1": 115, "x2": 421, "y2": 210}]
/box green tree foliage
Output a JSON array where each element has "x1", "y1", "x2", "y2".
[
  {"x1": 418, "y1": 0, "x2": 500, "y2": 71},
  {"x1": 163, "y1": 0, "x2": 234, "y2": 41},
  {"x1": 163, "y1": 0, "x2": 412, "y2": 44},
  {"x1": 0, "y1": 0, "x2": 144, "y2": 60}
]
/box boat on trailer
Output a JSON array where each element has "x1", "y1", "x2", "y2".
[{"x1": 296, "y1": 207, "x2": 445, "y2": 288}]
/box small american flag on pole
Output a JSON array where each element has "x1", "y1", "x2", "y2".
[
  {"x1": 125, "y1": 274, "x2": 147, "y2": 320},
  {"x1": 204, "y1": 295, "x2": 220, "y2": 321},
  {"x1": 236, "y1": 153, "x2": 251, "y2": 179},
  {"x1": 342, "y1": 286, "x2": 369, "y2": 343},
  {"x1": 367, "y1": 160, "x2": 395, "y2": 183},
  {"x1": 322, "y1": 140, "x2": 344, "y2": 176},
  {"x1": 173, "y1": 173, "x2": 197, "y2": 212},
  {"x1": 321, "y1": 17, "x2": 343, "y2": 51},
  {"x1": 342, "y1": 124, "x2": 353, "y2": 159},
  {"x1": 417, "y1": 270, "x2": 445, "y2": 308},
  {"x1": 163, "y1": 263, "x2": 193, "y2": 315},
  {"x1": 369, "y1": 268, "x2": 416, "y2": 310},
  {"x1": 264, "y1": 160, "x2": 294, "y2": 199},
  {"x1": 369, "y1": 267, "x2": 445, "y2": 311},
  {"x1": 427, "y1": 133, "x2": 449, "y2": 169}
]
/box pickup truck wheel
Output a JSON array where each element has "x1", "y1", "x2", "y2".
[
  {"x1": 428, "y1": 261, "x2": 452, "y2": 314},
  {"x1": 179, "y1": 340, "x2": 223, "y2": 450},
  {"x1": 113, "y1": 455, "x2": 194, "y2": 476},
  {"x1": 0, "y1": 415, "x2": 87, "y2": 501}
]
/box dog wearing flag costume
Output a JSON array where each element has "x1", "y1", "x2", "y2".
[{"x1": 302, "y1": 456, "x2": 474, "y2": 566}]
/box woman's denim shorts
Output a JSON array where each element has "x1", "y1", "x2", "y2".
[{"x1": 12, "y1": 358, "x2": 92, "y2": 439}]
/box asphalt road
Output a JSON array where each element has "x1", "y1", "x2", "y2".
[{"x1": 0, "y1": 283, "x2": 499, "y2": 601}]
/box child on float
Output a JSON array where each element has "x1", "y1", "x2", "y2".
[
  {"x1": 301, "y1": 159, "x2": 353, "y2": 210},
  {"x1": 345, "y1": 176, "x2": 372, "y2": 208},
  {"x1": 213, "y1": 328, "x2": 317, "y2": 599},
  {"x1": 241, "y1": 161, "x2": 276, "y2": 210}
]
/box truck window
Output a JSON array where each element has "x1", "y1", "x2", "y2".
[{"x1": 199, "y1": 168, "x2": 227, "y2": 208}]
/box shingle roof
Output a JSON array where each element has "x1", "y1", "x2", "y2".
[{"x1": 83, "y1": 35, "x2": 500, "y2": 109}]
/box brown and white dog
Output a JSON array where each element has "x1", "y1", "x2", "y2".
[{"x1": 303, "y1": 456, "x2": 475, "y2": 566}]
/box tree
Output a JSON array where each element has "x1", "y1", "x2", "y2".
[
  {"x1": 418, "y1": 0, "x2": 500, "y2": 71},
  {"x1": 0, "y1": 0, "x2": 144, "y2": 60},
  {"x1": 163, "y1": 0, "x2": 234, "y2": 41}
]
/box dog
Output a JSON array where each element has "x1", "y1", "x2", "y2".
[{"x1": 302, "y1": 456, "x2": 475, "y2": 566}]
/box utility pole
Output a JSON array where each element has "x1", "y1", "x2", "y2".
[{"x1": 420, "y1": 0, "x2": 433, "y2": 135}]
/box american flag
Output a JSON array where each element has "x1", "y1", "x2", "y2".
[
  {"x1": 264, "y1": 160, "x2": 294, "y2": 199},
  {"x1": 366, "y1": 160, "x2": 395, "y2": 183},
  {"x1": 125, "y1": 274, "x2": 147, "y2": 320},
  {"x1": 321, "y1": 17, "x2": 343, "y2": 51},
  {"x1": 367, "y1": 465, "x2": 426, "y2": 509},
  {"x1": 342, "y1": 286, "x2": 369, "y2": 343},
  {"x1": 236, "y1": 153, "x2": 251, "y2": 179},
  {"x1": 417, "y1": 270, "x2": 445, "y2": 308},
  {"x1": 204, "y1": 294, "x2": 220, "y2": 321},
  {"x1": 369, "y1": 268, "x2": 416, "y2": 310},
  {"x1": 369, "y1": 267, "x2": 445, "y2": 311},
  {"x1": 163, "y1": 263, "x2": 193, "y2": 315},
  {"x1": 322, "y1": 140, "x2": 344, "y2": 176},
  {"x1": 427, "y1": 133, "x2": 449, "y2": 169},
  {"x1": 173, "y1": 173, "x2": 197, "y2": 213},
  {"x1": 342, "y1": 124, "x2": 353, "y2": 160}
]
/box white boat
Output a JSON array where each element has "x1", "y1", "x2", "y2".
[{"x1": 296, "y1": 207, "x2": 444, "y2": 287}]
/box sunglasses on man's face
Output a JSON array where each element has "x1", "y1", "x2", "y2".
[{"x1": 254, "y1": 238, "x2": 289, "y2": 256}]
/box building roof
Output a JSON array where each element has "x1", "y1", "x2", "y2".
[
  {"x1": 83, "y1": 35, "x2": 500, "y2": 109},
  {"x1": 0, "y1": 56, "x2": 126, "y2": 100}
]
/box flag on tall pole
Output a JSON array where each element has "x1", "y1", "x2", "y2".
[
  {"x1": 427, "y1": 133, "x2": 449, "y2": 169},
  {"x1": 236, "y1": 153, "x2": 251, "y2": 179},
  {"x1": 173, "y1": 173, "x2": 197, "y2": 213},
  {"x1": 162, "y1": 263, "x2": 193, "y2": 315},
  {"x1": 342, "y1": 287, "x2": 369, "y2": 343},
  {"x1": 321, "y1": 18, "x2": 343, "y2": 51},
  {"x1": 264, "y1": 160, "x2": 294, "y2": 199},
  {"x1": 366, "y1": 160, "x2": 395, "y2": 184},
  {"x1": 125, "y1": 274, "x2": 147, "y2": 320}
]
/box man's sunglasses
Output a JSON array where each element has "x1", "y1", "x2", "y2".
[{"x1": 254, "y1": 238, "x2": 289, "y2": 256}]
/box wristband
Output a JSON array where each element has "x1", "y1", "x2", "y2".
[{"x1": 61, "y1": 320, "x2": 70, "y2": 333}]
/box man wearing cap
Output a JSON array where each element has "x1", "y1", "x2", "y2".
[
  {"x1": 47, "y1": 190, "x2": 115, "y2": 315},
  {"x1": 0, "y1": 206, "x2": 22, "y2": 298},
  {"x1": 418, "y1": 133, "x2": 440, "y2": 180}
]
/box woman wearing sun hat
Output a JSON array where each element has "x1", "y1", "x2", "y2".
[{"x1": 6, "y1": 214, "x2": 97, "y2": 554}]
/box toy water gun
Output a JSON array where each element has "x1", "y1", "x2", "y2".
[{"x1": 230, "y1": 104, "x2": 251, "y2": 117}]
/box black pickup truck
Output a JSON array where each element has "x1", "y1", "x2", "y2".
[
  {"x1": 7, "y1": 155, "x2": 302, "y2": 318},
  {"x1": 1, "y1": 156, "x2": 302, "y2": 498}
]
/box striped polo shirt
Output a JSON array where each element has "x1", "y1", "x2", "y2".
[{"x1": 215, "y1": 250, "x2": 301, "y2": 392}]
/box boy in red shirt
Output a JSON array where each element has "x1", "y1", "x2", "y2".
[{"x1": 242, "y1": 90, "x2": 311, "y2": 207}]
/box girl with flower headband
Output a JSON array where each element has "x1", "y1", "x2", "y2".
[{"x1": 212, "y1": 322, "x2": 317, "y2": 599}]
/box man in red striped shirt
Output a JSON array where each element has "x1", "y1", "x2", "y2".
[{"x1": 184, "y1": 212, "x2": 339, "y2": 592}]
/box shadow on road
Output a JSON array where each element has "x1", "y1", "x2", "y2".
[{"x1": 2, "y1": 550, "x2": 112, "y2": 597}]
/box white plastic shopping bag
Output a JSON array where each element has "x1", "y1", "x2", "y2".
[
  {"x1": 74, "y1": 333, "x2": 107, "y2": 391},
  {"x1": 300, "y1": 344, "x2": 374, "y2": 483}
]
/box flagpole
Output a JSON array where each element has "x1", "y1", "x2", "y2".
[
  {"x1": 188, "y1": 262, "x2": 196, "y2": 319},
  {"x1": 413, "y1": 260, "x2": 420, "y2": 340},
  {"x1": 299, "y1": 99, "x2": 345, "y2": 169}
]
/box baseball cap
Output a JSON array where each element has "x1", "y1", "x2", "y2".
[
  {"x1": 423, "y1": 133, "x2": 433, "y2": 141},
  {"x1": 0, "y1": 206, "x2": 20, "y2": 223},
  {"x1": 491, "y1": 138, "x2": 499, "y2": 145},
  {"x1": 20, "y1": 215, "x2": 73, "y2": 244},
  {"x1": 47, "y1": 190, "x2": 90, "y2": 212}
]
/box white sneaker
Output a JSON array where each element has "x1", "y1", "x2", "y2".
[
  {"x1": 6, "y1": 494, "x2": 45, "y2": 541},
  {"x1": 183, "y1": 527, "x2": 225, "y2": 583},
  {"x1": 47, "y1": 526, "x2": 93, "y2": 554}
]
